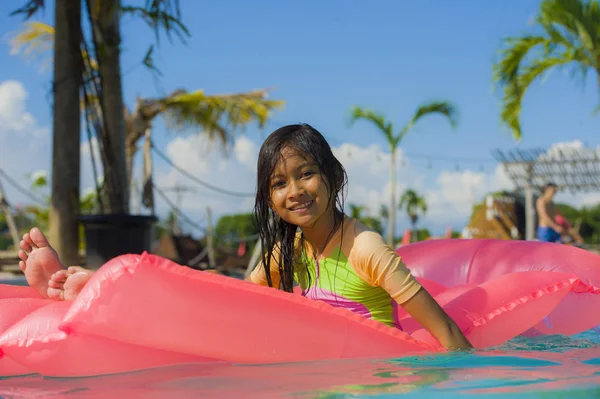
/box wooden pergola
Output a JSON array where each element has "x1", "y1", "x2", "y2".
[{"x1": 493, "y1": 146, "x2": 600, "y2": 240}]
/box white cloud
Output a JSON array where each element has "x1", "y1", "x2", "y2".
[
  {"x1": 234, "y1": 136, "x2": 259, "y2": 171},
  {"x1": 0, "y1": 79, "x2": 121, "y2": 212},
  {"x1": 150, "y1": 133, "x2": 258, "y2": 230},
  {"x1": 579, "y1": 193, "x2": 600, "y2": 207},
  {"x1": 148, "y1": 134, "x2": 600, "y2": 238},
  {"x1": 0, "y1": 80, "x2": 47, "y2": 137},
  {"x1": 0, "y1": 80, "x2": 51, "y2": 209},
  {"x1": 148, "y1": 134, "x2": 520, "y2": 236},
  {"x1": 332, "y1": 143, "x2": 414, "y2": 217},
  {"x1": 422, "y1": 165, "x2": 514, "y2": 230},
  {"x1": 3, "y1": 78, "x2": 598, "y2": 239}
]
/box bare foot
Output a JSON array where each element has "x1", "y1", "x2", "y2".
[
  {"x1": 48, "y1": 266, "x2": 94, "y2": 301},
  {"x1": 18, "y1": 227, "x2": 66, "y2": 299}
]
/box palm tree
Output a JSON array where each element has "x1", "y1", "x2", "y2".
[
  {"x1": 349, "y1": 102, "x2": 458, "y2": 246},
  {"x1": 347, "y1": 203, "x2": 383, "y2": 235},
  {"x1": 492, "y1": 0, "x2": 600, "y2": 140},
  {"x1": 10, "y1": 1, "x2": 283, "y2": 264},
  {"x1": 47, "y1": 0, "x2": 82, "y2": 267},
  {"x1": 398, "y1": 189, "x2": 427, "y2": 239},
  {"x1": 125, "y1": 88, "x2": 282, "y2": 207},
  {"x1": 349, "y1": 203, "x2": 366, "y2": 219},
  {"x1": 11, "y1": 21, "x2": 284, "y2": 212}
]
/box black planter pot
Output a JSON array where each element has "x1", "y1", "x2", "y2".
[{"x1": 79, "y1": 214, "x2": 158, "y2": 269}]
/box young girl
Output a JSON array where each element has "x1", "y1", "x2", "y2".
[
  {"x1": 19, "y1": 123, "x2": 471, "y2": 350},
  {"x1": 246, "y1": 123, "x2": 471, "y2": 350}
]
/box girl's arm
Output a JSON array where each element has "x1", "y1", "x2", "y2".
[
  {"x1": 349, "y1": 226, "x2": 472, "y2": 351},
  {"x1": 400, "y1": 287, "x2": 472, "y2": 350}
]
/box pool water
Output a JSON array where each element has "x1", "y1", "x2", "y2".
[{"x1": 0, "y1": 329, "x2": 597, "y2": 398}]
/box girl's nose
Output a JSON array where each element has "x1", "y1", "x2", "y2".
[{"x1": 287, "y1": 179, "x2": 305, "y2": 198}]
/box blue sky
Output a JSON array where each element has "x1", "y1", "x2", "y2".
[{"x1": 0, "y1": 1, "x2": 598, "y2": 237}]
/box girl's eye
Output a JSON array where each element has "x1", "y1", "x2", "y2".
[
  {"x1": 302, "y1": 171, "x2": 314, "y2": 178},
  {"x1": 271, "y1": 180, "x2": 285, "y2": 189}
]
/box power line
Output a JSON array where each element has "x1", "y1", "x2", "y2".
[
  {"x1": 152, "y1": 183, "x2": 207, "y2": 233},
  {"x1": 0, "y1": 170, "x2": 47, "y2": 206},
  {"x1": 324, "y1": 135, "x2": 497, "y2": 164},
  {"x1": 402, "y1": 152, "x2": 497, "y2": 164},
  {"x1": 151, "y1": 143, "x2": 256, "y2": 198},
  {"x1": 153, "y1": 183, "x2": 261, "y2": 242}
]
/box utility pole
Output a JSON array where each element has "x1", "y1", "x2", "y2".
[
  {"x1": 524, "y1": 164, "x2": 535, "y2": 241},
  {"x1": 206, "y1": 206, "x2": 216, "y2": 268},
  {"x1": 0, "y1": 178, "x2": 20, "y2": 253},
  {"x1": 163, "y1": 183, "x2": 196, "y2": 235},
  {"x1": 131, "y1": 178, "x2": 140, "y2": 214}
]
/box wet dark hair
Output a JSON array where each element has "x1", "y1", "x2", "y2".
[
  {"x1": 253, "y1": 123, "x2": 348, "y2": 293},
  {"x1": 542, "y1": 182, "x2": 558, "y2": 192}
]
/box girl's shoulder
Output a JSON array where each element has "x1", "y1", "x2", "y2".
[
  {"x1": 341, "y1": 217, "x2": 388, "y2": 255},
  {"x1": 344, "y1": 216, "x2": 384, "y2": 239}
]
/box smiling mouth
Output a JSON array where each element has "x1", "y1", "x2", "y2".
[{"x1": 290, "y1": 200, "x2": 314, "y2": 211}]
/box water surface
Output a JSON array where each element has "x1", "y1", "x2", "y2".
[{"x1": 0, "y1": 329, "x2": 597, "y2": 398}]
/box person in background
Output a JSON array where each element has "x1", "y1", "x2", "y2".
[{"x1": 536, "y1": 182, "x2": 563, "y2": 243}]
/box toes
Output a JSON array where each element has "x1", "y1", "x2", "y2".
[
  {"x1": 18, "y1": 260, "x2": 26, "y2": 272},
  {"x1": 67, "y1": 266, "x2": 87, "y2": 274},
  {"x1": 49, "y1": 270, "x2": 68, "y2": 288},
  {"x1": 18, "y1": 249, "x2": 28, "y2": 262},
  {"x1": 48, "y1": 279, "x2": 64, "y2": 289},
  {"x1": 23, "y1": 232, "x2": 36, "y2": 249},
  {"x1": 20, "y1": 237, "x2": 32, "y2": 253},
  {"x1": 49, "y1": 275, "x2": 67, "y2": 288},
  {"x1": 47, "y1": 287, "x2": 64, "y2": 301},
  {"x1": 29, "y1": 227, "x2": 50, "y2": 249}
]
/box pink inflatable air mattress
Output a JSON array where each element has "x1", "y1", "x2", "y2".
[{"x1": 0, "y1": 239, "x2": 597, "y2": 377}]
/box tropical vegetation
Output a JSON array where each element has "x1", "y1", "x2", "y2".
[
  {"x1": 349, "y1": 102, "x2": 458, "y2": 245},
  {"x1": 492, "y1": 0, "x2": 600, "y2": 140},
  {"x1": 398, "y1": 189, "x2": 427, "y2": 232},
  {"x1": 9, "y1": 1, "x2": 283, "y2": 264}
]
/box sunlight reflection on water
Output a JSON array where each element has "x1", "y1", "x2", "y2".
[{"x1": 0, "y1": 329, "x2": 597, "y2": 399}]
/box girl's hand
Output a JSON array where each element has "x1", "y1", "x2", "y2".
[{"x1": 400, "y1": 287, "x2": 473, "y2": 351}]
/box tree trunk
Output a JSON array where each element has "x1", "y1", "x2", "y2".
[
  {"x1": 88, "y1": 0, "x2": 128, "y2": 214},
  {"x1": 49, "y1": 0, "x2": 82, "y2": 267},
  {"x1": 387, "y1": 148, "x2": 396, "y2": 246},
  {"x1": 125, "y1": 102, "x2": 158, "y2": 207},
  {"x1": 125, "y1": 140, "x2": 136, "y2": 202}
]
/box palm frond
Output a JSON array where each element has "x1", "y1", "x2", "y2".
[
  {"x1": 348, "y1": 106, "x2": 394, "y2": 144},
  {"x1": 10, "y1": 21, "x2": 98, "y2": 71},
  {"x1": 379, "y1": 204, "x2": 389, "y2": 219},
  {"x1": 399, "y1": 101, "x2": 458, "y2": 143},
  {"x1": 122, "y1": 3, "x2": 190, "y2": 44},
  {"x1": 10, "y1": 0, "x2": 44, "y2": 19},
  {"x1": 159, "y1": 89, "x2": 285, "y2": 146},
  {"x1": 538, "y1": 0, "x2": 600, "y2": 56},
  {"x1": 9, "y1": 21, "x2": 54, "y2": 59},
  {"x1": 9, "y1": 19, "x2": 284, "y2": 150},
  {"x1": 501, "y1": 53, "x2": 579, "y2": 140},
  {"x1": 493, "y1": 36, "x2": 548, "y2": 87},
  {"x1": 492, "y1": 0, "x2": 600, "y2": 141},
  {"x1": 399, "y1": 189, "x2": 427, "y2": 214},
  {"x1": 410, "y1": 101, "x2": 459, "y2": 128},
  {"x1": 418, "y1": 198, "x2": 428, "y2": 213}
]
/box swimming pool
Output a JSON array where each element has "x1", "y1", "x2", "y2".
[{"x1": 0, "y1": 328, "x2": 597, "y2": 398}]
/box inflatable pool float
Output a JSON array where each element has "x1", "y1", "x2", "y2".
[{"x1": 0, "y1": 239, "x2": 597, "y2": 377}]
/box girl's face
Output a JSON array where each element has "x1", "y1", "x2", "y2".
[{"x1": 269, "y1": 148, "x2": 332, "y2": 229}]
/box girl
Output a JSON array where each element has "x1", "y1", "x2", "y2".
[
  {"x1": 247, "y1": 123, "x2": 471, "y2": 350},
  {"x1": 19, "y1": 123, "x2": 471, "y2": 350}
]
